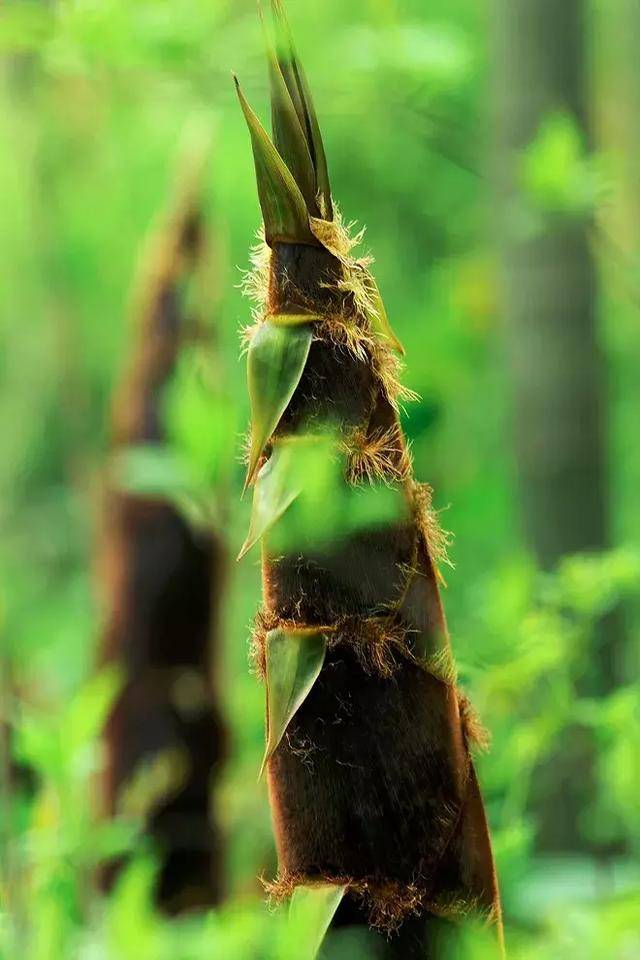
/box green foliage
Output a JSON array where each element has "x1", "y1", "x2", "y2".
[
  {"x1": 455, "y1": 547, "x2": 640, "y2": 920},
  {"x1": 520, "y1": 112, "x2": 610, "y2": 217}
]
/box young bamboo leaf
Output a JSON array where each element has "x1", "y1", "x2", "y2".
[
  {"x1": 260, "y1": 627, "x2": 327, "y2": 778},
  {"x1": 263, "y1": 11, "x2": 318, "y2": 214},
  {"x1": 234, "y1": 76, "x2": 315, "y2": 246},
  {"x1": 288, "y1": 883, "x2": 347, "y2": 959},
  {"x1": 245, "y1": 321, "x2": 313, "y2": 488},
  {"x1": 238, "y1": 440, "x2": 302, "y2": 560},
  {"x1": 271, "y1": 0, "x2": 333, "y2": 220}
]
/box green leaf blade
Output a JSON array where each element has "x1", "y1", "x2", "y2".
[
  {"x1": 260, "y1": 627, "x2": 327, "y2": 778},
  {"x1": 245, "y1": 321, "x2": 312, "y2": 488},
  {"x1": 238, "y1": 440, "x2": 301, "y2": 560},
  {"x1": 234, "y1": 76, "x2": 315, "y2": 246},
  {"x1": 288, "y1": 883, "x2": 347, "y2": 960}
]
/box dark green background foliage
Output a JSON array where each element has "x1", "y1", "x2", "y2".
[{"x1": 1, "y1": 0, "x2": 639, "y2": 957}]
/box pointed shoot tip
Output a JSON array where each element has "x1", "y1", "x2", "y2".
[{"x1": 234, "y1": 70, "x2": 314, "y2": 245}]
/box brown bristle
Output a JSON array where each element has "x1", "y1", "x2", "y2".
[{"x1": 458, "y1": 693, "x2": 491, "y2": 753}]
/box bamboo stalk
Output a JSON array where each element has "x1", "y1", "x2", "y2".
[
  {"x1": 236, "y1": 3, "x2": 503, "y2": 954},
  {"x1": 98, "y1": 132, "x2": 226, "y2": 912}
]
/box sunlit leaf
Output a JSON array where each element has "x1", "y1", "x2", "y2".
[
  {"x1": 234, "y1": 76, "x2": 315, "y2": 245},
  {"x1": 260, "y1": 627, "x2": 327, "y2": 778},
  {"x1": 65, "y1": 665, "x2": 123, "y2": 756},
  {"x1": 288, "y1": 883, "x2": 347, "y2": 959},
  {"x1": 106, "y1": 857, "x2": 160, "y2": 958},
  {"x1": 520, "y1": 111, "x2": 607, "y2": 216},
  {"x1": 245, "y1": 321, "x2": 312, "y2": 488}
]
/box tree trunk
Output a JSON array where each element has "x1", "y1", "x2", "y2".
[
  {"x1": 494, "y1": 0, "x2": 619, "y2": 851},
  {"x1": 495, "y1": 0, "x2": 605, "y2": 567}
]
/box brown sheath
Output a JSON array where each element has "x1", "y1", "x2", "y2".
[{"x1": 252, "y1": 243, "x2": 502, "y2": 944}]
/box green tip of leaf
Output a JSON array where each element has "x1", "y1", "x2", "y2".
[
  {"x1": 234, "y1": 75, "x2": 315, "y2": 245},
  {"x1": 245, "y1": 321, "x2": 312, "y2": 489},
  {"x1": 236, "y1": 537, "x2": 253, "y2": 563},
  {"x1": 259, "y1": 627, "x2": 327, "y2": 778}
]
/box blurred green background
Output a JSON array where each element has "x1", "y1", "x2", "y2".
[{"x1": 1, "y1": 0, "x2": 639, "y2": 957}]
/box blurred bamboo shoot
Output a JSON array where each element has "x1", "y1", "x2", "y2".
[{"x1": 98, "y1": 137, "x2": 226, "y2": 911}]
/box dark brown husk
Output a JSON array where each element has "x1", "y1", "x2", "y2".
[{"x1": 249, "y1": 238, "x2": 502, "y2": 942}]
